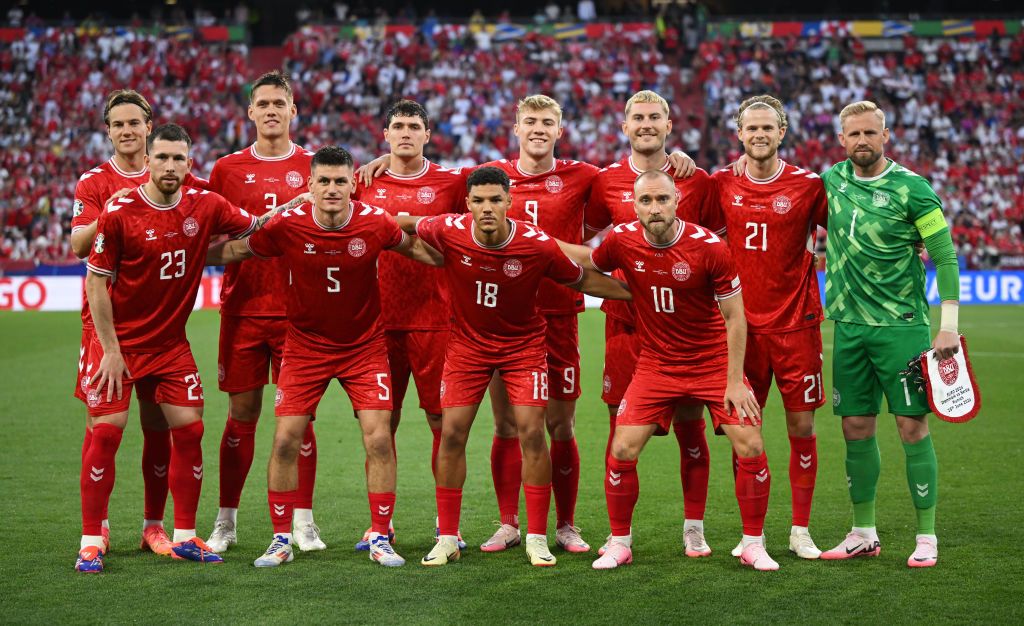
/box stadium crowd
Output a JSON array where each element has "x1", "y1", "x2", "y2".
[{"x1": 1, "y1": 25, "x2": 1021, "y2": 267}]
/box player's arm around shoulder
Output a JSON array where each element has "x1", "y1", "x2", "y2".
[{"x1": 388, "y1": 217, "x2": 444, "y2": 267}]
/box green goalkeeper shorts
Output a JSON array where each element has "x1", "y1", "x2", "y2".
[{"x1": 831, "y1": 321, "x2": 931, "y2": 417}]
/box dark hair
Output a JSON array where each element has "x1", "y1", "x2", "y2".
[
  {"x1": 385, "y1": 99, "x2": 429, "y2": 129},
  {"x1": 467, "y1": 166, "x2": 510, "y2": 193},
  {"x1": 250, "y1": 70, "x2": 293, "y2": 102},
  {"x1": 311, "y1": 145, "x2": 354, "y2": 171},
  {"x1": 147, "y1": 123, "x2": 192, "y2": 151},
  {"x1": 103, "y1": 89, "x2": 153, "y2": 126}
]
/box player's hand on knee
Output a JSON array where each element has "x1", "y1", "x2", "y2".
[{"x1": 932, "y1": 330, "x2": 960, "y2": 361}]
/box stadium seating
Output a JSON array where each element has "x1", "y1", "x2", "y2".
[{"x1": 0, "y1": 25, "x2": 1020, "y2": 267}]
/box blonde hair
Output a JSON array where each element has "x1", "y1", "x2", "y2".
[
  {"x1": 735, "y1": 95, "x2": 788, "y2": 130},
  {"x1": 840, "y1": 100, "x2": 886, "y2": 129},
  {"x1": 517, "y1": 94, "x2": 562, "y2": 125},
  {"x1": 625, "y1": 90, "x2": 670, "y2": 117}
]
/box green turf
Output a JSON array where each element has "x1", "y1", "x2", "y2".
[{"x1": 1, "y1": 307, "x2": 1022, "y2": 624}]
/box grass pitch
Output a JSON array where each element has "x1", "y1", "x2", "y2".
[{"x1": 1, "y1": 307, "x2": 1022, "y2": 624}]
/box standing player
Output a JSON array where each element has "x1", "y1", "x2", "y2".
[
  {"x1": 204, "y1": 71, "x2": 325, "y2": 555},
  {"x1": 709, "y1": 95, "x2": 828, "y2": 559},
  {"x1": 818, "y1": 102, "x2": 960, "y2": 567},
  {"x1": 71, "y1": 90, "x2": 208, "y2": 557},
  {"x1": 206, "y1": 146, "x2": 440, "y2": 568},
  {"x1": 562, "y1": 170, "x2": 776, "y2": 571},
  {"x1": 585, "y1": 90, "x2": 722, "y2": 557},
  {"x1": 350, "y1": 99, "x2": 468, "y2": 550},
  {"x1": 79, "y1": 124, "x2": 269, "y2": 573},
  {"x1": 408, "y1": 167, "x2": 632, "y2": 568}
]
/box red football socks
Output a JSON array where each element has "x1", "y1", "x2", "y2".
[
  {"x1": 436, "y1": 486, "x2": 462, "y2": 537},
  {"x1": 524, "y1": 482, "x2": 552, "y2": 535},
  {"x1": 80, "y1": 423, "x2": 123, "y2": 535},
  {"x1": 218, "y1": 417, "x2": 257, "y2": 509},
  {"x1": 735, "y1": 452, "x2": 771, "y2": 536},
  {"x1": 142, "y1": 427, "x2": 171, "y2": 520},
  {"x1": 368, "y1": 492, "x2": 396, "y2": 535},
  {"x1": 550, "y1": 438, "x2": 580, "y2": 528},
  {"x1": 490, "y1": 436, "x2": 521, "y2": 527},
  {"x1": 295, "y1": 422, "x2": 317, "y2": 510},
  {"x1": 268, "y1": 489, "x2": 296, "y2": 534},
  {"x1": 673, "y1": 419, "x2": 710, "y2": 521},
  {"x1": 789, "y1": 434, "x2": 818, "y2": 527},
  {"x1": 605, "y1": 457, "x2": 639, "y2": 537},
  {"x1": 169, "y1": 420, "x2": 204, "y2": 531}
]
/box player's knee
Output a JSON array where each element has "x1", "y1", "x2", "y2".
[
  {"x1": 609, "y1": 440, "x2": 640, "y2": 462},
  {"x1": 229, "y1": 391, "x2": 263, "y2": 422},
  {"x1": 732, "y1": 435, "x2": 764, "y2": 458},
  {"x1": 785, "y1": 411, "x2": 815, "y2": 437},
  {"x1": 493, "y1": 417, "x2": 518, "y2": 439},
  {"x1": 364, "y1": 432, "x2": 394, "y2": 461},
  {"x1": 896, "y1": 415, "x2": 929, "y2": 444},
  {"x1": 270, "y1": 433, "x2": 301, "y2": 462}
]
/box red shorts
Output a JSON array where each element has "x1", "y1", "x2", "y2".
[
  {"x1": 441, "y1": 339, "x2": 549, "y2": 409},
  {"x1": 274, "y1": 338, "x2": 392, "y2": 418},
  {"x1": 85, "y1": 339, "x2": 205, "y2": 417},
  {"x1": 386, "y1": 329, "x2": 448, "y2": 416},
  {"x1": 544, "y1": 314, "x2": 581, "y2": 401},
  {"x1": 616, "y1": 358, "x2": 755, "y2": 435},
  {"x1": 601, "y1": 316, "x2": 640, "y2": 406},
  {"x1": 745, "y1": 326, "x2": 825, "y2": 412},
  {"x1": 74, "y1": 325, "x2": 95, "y2": 404},
  {"x1": 218, "y1": 315, "x2": 287, "y2": 393}
]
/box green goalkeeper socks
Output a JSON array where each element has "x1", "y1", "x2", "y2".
[
  {"x1": 904, "y1": 434, "x2": 938, "y2": 535},
  {"x1": 845, "y1": 436, "x2": 881, "y2": 528}
]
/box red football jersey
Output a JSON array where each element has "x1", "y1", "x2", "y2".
[
  {"x1": 590, "y1": 219, "x2": 741, "y2": 366},
  {"x1": 708, "y1": 162, "x2": 828, "y2": 333},
  {"x1": 352, "y1": 159, "x2": 468, "y2": 330},
  {"x1": 246, "y1": 202, "x2": 406, "y2": 351},
  {"x1": 71, "y1": 159, "x2": 207, "y2": 328},
  {"x1": 209, "y1": 143, "x2": 315, "y2": 317},
  {"x1": 584, "y1": 156, "x2": 723, "y2": 325},
  {"x1": 415, "y1": 214, "x2": 584, "y2": 352},
  {"x1": 482, "y1": 158, "x2": 600, "y2": 315},
  {"x1": 86, "y1": 186, "x2": 257, "y2": 353}
]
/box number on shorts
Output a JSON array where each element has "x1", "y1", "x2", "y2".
[
  {"x1": 476, "y1": 281, "x2": 498, "y2": 308},
  {"x1": 562, "y1": 367, "x2": 576, "y2": 395},
  {"x1": 651, "y1": 286, "x2": 674, "y2": 313},
  {"x1": 159, "y1": 249, "x2": 186, "y2": 280},
  {"x1": 524, "y1": 200, "x2": 539, "y2": 226},
  {"x1": 327, "y1": 267, "x2": 341, "y2": 292},
  {"x1": 900, "y1": 376, "x2": 912, "y2": 406},
  {"x1": 803, "y1": 373, "x2": 823, "y2": 404},
  {"x1": 745, "y1": 222, "x2": 767, "y2": 251},
  {"x1": 532, "y1": 371, "x2": 549, "y2": 401},
  {"x1": 184, "y1": 372, "x2": 204, "y2": 400},
  {"x1": 376, "y1": 372, "x2": 390, "y2": 401}
]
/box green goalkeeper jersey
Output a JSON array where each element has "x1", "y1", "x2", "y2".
[{"x1": 822, "y1": 158, "x2": 948, "y2": 327}]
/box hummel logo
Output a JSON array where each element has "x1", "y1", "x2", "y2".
[
  {"x1": 461, "y1": 254, "x2": 472, "y2": 266},
  {"x1": 192, "y1": 464, "x2": 204, "y2": 480},
  {"x1": 916, "y1": 483, "x2": 929, "y2": 497},
  {"x1": 304, "y1": 243, "x2": 316, "y2": 255},
  {"x1": 633, "y1": 260, "x2": 645, "y2": 272},
  {"x1": 274, "y1": 504, "x2": 286, "y2": 516},
  {"x1": 153, "y1": 464, "x2": 168, "y2": 478},
  {"x1": 732, "y1": 195, "x2": 743, "y2": 206},
  {"x1": 608, "y1": 470, "x2": 622, "y2": 486},
  {"x1": 838, "y1": 182, "x2": 848, "y2": 193},
  {"x1": 300, "y1": 442, "x2": 313, "y2": 457},
  {"x1": 245, "y1": 173, "x2": 256, "y2": 184},
  {"x1": 90, "y1": 466, "x2": 105, "y2": 482},
  {"x1": 799, "y1": 454, "x2": 813, "y2": 469},
  {"x1": 755, "y1": 469, "x2": 769, "y2": 483},
  {"x1": 687, "y1": 446, "x2": 701, "y2": 459},
  {"x1": 145, "y1": 229, "x2": 157, "y2": 241},
  {"x1": 559, "y1": 467, "x2": 573, "y2": 476},
  {"x1": 378, "y1": 505, "x2": 392, "y2": 515},
  {"x1": 227, "y1": 436, "x2": 240, "y2": 448}
]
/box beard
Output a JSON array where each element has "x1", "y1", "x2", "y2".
[
  {"x1": 642, "y1": 217, "x2": 672, "y2": 237},
  {"x1": 849, "y1": 147, "x2": 883, "y2": 169}
]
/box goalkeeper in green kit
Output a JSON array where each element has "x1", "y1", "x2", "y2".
[{"x1": 819, "y1": 101, "x2": 961, "y2": 568}]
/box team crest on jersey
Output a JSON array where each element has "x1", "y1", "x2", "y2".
[
  {"x1": 183, "y1": 217, "x2": 199, "y2": 237},
  {"x1": 348, "y1": 238, "x2": 367, "y2": 257},
  {"x1": 672, "y1": 261, "x2": 691, "y2": 282},
  {"x1": 938, "y1": 357, "x2": 959, "y2": 385},
  {"x1": 621, "y1": 191, "x2": 633, "y2": 203},
  {"x1": 275, "y1": 389, "x2": 283, "y2": 407},
  {"x1": 416, "y1": 186, "x2": 436, "y2": 204},
  {"x1": 94, "y1": 233, "x2": 105, "y2": 253},
  {"x1": 545, "y1": 175, "x2": 564, "y2": 194},
  {"x1": 503, "y1": 258, "x2": 523, "y2": 277},
  {"x1": 872, "y1": 190, "x2": 890, "y2": 207},
  {"x1": 772, "y1": 195, "x2": 792, "y2": 214},
  {"x1": 286, "y1": 171, "x2": 304, "y2": 188},
  {"x1": 73, "y1": 199, "x2": 84, "y2": 217}
]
